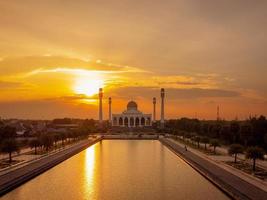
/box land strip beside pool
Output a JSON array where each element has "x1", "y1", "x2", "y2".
[
  {"x1": 0, "y1": 137, "x2": 102, "y2": 196},
  {"x1": 159, "y1": 137, "x2": 267, "y2": 200}
]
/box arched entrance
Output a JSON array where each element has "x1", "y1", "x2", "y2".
[
  {"x1": 141, "y1": 117, "x2": 145, "y2": 126},
  {"x1": 124, "y1": 117, "x2": 129, "y2": 127},
  {"x1": 119, "y1": 117, "x2": 123, "y2": 126},
  {"x1": 146, "y1": 117, "x2": 151, "y2": 126},
  {"x1": 130, "y1": 117, "x2": 134, "y2": 127},
  {"x1": 135, "y1": 117, "x2": 140, "y2": 126}
]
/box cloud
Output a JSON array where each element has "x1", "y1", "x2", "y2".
[
  {"x1": 0, "y1": 80, "x2": 31, "y2": 91},
  {"x1": 0, "y1": 55, "x2": 147, "y2": 76},
  {"x1": 47, "y1": 94, "x2": 98, "y2": 102},
  {"x1": 0, "y1": 99, "x2": 97, "y2": 119},
  {"x1": 0, "y1": 80, "x2": 22, "y2": 89},
  {"x1": 111, "y1": 86, "x2": 240, "y2": 99}
]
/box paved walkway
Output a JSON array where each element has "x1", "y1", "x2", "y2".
[
  {"x1": 160, "y1": 138, "x2": 267, "y2": 200},
  {"x1": 176, "y1": 136, "x2": 267, "y2": 170},
  {"x1": 172, "y1": 138, "x2": 267, "y2": 189}
]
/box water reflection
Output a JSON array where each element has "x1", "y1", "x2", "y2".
[
  {"x1": 2, "y1": 140, "x2": 229, "y2": 200},
  {"x1": 84, "y1": 146, "x2": 95, "y2": 196}
]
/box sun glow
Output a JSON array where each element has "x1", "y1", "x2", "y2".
[{"x1": 74, "y1": 72, "x2": 104, "y2": 96}]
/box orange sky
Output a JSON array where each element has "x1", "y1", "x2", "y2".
[{"x1": 0, "y1": 0, "x2": 266, "y2": 120}]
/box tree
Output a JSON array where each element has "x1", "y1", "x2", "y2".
[
  {"x1": 29, "y1": 138, "x2": 41, "y2": 155},
  {"x1": 40, "y1": 135, "x2": 53, "y2": 151},
  {"x1": 54, "y1": 134, "x2": 61, "y2": 148},
  {"x1": 184, "y1": 133, "x2": 192, "y2": 143},
  {"x1": 230, "y1": 121, "x2": 240, "y2": 143},
  {"x1": 209, "y1": 139, "x2": 221, "y2": 154},
  {"x1": 0, "y1": 139, "x2": 20, "y2": 163},
  {"x1": 240, "y1": 124, "x2": 252, "y2": 147},
  {"x1": 0, "y1": 126, "x2": 16, "y2": 140},
  {"x1": 60, "y1": 133, "x2": 66, "y2": 147},
  {"x1": 201, "y1": 136, "x2": 209, "y2": 150},
  {"x1": 245, "y1": 146, "x2": 265, "y2": 171},
  {"x1": 193, "y1": 136, "x2": 201, "y2": 148},
  {"x1": 228, "y1": 144, "x2": 244, "y2": 163}
]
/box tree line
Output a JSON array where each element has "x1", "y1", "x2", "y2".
[
  {"x1": 165, "y1": 116, "x2": 267, "y2": 171},
  {"x1": 165, "y1": 115, "x2": 267, "y2": 150},
  {"x1": 0, "y1": 119, "x2": 97, "y2": 163}
]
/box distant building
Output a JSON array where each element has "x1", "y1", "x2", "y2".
[{"x1": 112, "y1": 101, "x2": 152, "y2": 127}]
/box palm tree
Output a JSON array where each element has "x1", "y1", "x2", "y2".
[
  {"x1": 228, "y1": 144, "x2": 244, "y2": 163},
  {"x1": 209, "y1": 139, "x2": 220, "y2": 154},
  {"x1": 245, "y1": 146, "x2": 265, "y2": 171},
  {"x1": 29, "y1": 138, "x2": 41, "y2": 155},
  {"x1": 0, "y1": 139, "x2": 20, "y2": 163},
  {"x1": 201, "y1": 137, "x2": 209, "y2": 150}
]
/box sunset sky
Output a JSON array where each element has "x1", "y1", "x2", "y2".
[{"x1": 0, "y1": 0, "x2": 267, "y2": 120}]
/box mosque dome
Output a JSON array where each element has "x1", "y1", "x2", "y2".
[{"x1": 127, "y1": 101, "x2": 138, "y2": 110}]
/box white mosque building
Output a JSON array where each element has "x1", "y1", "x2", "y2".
[
  {"x1": 112, "y1": 101, "x2": 152, "y2": 127},
  {"x1": 98, "y1": 88, "x2": 165, "y2": 128}
]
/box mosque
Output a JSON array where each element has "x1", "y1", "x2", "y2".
[
  {"x1": 112, "y1": 101, "x2": 152, "y2": 127},
  {"x1": 98, "y1": 88, "x2": 165, "y2": 128}
]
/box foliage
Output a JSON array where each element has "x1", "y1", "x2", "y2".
[
  {"x1": 228, "y1": 144, "x2": 244, "y2": 163},
  {"x1": 40, "y1": 134, "x2": 54, "y2": 151},
  {"x1": 0, "y1": 138, "x2": 20, "y2": 162},
  {"x1": 209, "y1": 139, "x2": 221, "y2": 153},
  {"x1": 200, "y1": 136, "x2": 209, "y2": 150},
  {"x1": 245, "y1": 146, "x2": 265, "y2": 171},
  {"x1": 0, "y1": 126, "x2": 16, "y2": 140},
  {"x1": 192, "y1": 136, "x2": 201, "y2": 148},
  {"x1": 165, "y1": 115, "x2": 267, "y2": 151},
  {"x1": 29, "y1": 138, "x2": 41, "y2": 154}
]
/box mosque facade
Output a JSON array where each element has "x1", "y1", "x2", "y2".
[
  {"x1": 99, "y1": 88, "x2": 165, "y2": 128},
  {"x1": 112, "y1": 101, "x2": 152, "y2": 127}
]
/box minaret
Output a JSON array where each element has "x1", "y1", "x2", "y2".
[
  {"x1": 153, "y1": 97, "x2": 156, "y2": 122},
  {"x1": 217, "y1": 105, "x2": 220, "y2": 121},
  {"x1": 160, "y1": 88, "x2": 165, "y2": 128},
  {"x1": 109, "y1": 97, "x2": 112, "y2": 124},
  {"x1": 99, "y1": 88, "x2": 103, "y2": 123}
]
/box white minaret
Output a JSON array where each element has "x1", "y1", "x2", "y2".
[
  {"x1": 160, "y1": 88, "x2": 165, "y2": 128},
  {"x1": 109, "y1": 97, "x2": 112, "y2": 124},
  {"x1": 153, "y1": 97, "x2": 156, "y2": 122},
  {"x1": 99, "y1": 88, "x2": 103, "y2": 123}
]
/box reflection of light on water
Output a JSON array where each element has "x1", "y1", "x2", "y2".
[{"x1": 85, "y1": 146, "x2": 95, "y2": 195}]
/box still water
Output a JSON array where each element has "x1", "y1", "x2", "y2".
[{"x1": 2, "y1": 140, "x2": 229, "y2": 200}]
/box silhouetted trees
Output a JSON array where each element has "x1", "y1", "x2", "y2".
[
  {"x1": 29, "y1": 139, "x2": 41, "y2": 154},
  {"x1": 245, "y1": 146, "x2": 265, "y2": 171},
  {"x1": 200, "y1": 137, "x2": 209, "y2": 150},
  {"x1": 228, "y1": 144, "x2": 244, "y2": 163},
  {"x1": 209, "y1": 139, "x2": 221, "y2": 154},
  {"x1": 193, "y1": 136, "x2": 201, "y2": 148},
  {"x1": 165, "y1": 116, "x2": 267, "y2": 151},
  {"x1": 0, "y1": 139, "x2": 20, "y2": 163},
  {"x1": 0, "y1": 125, "x2": 16, "y2": 140}
]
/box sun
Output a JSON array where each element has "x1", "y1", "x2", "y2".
[{"x1": 74, "y1": 76, "x2": 104, "y2": 97}]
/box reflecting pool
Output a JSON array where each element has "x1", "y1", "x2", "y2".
[{"x1": 2, "y1": 140, "x2": 229, "y2": 200}]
